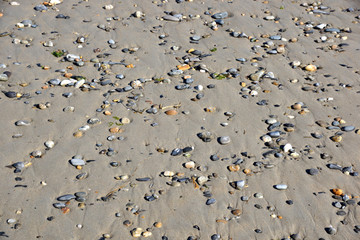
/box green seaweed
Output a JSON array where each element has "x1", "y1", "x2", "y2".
[
  {"x1": 52, "y1": 50, "x2": 64, "y2": 58},
  {"x1": 210, "y1": 47, "x2": 217, "y2": 52}
]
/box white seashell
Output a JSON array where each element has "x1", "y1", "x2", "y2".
[
  {"x1": 44, "y1": 140, "x2": 55, "y2": 149},
  {"x1": 60, "y1": 79, "x2": 76, "y2": 86},
  {"x1": 195, "y1": 85, "x2": 203, "y2": 91},
  {"x1": 283, "y1": 143, "x2": 293, "y2": 153},
  {"x1": 197, "y1": 176, "x2": 208, "y2": 185},
  {"x1": 79, "y1": 125, "x2": 90, "y2": 131},
  {"x1": 163, "y1": 171, "x2": 175, "y2": 177},
  {"x1": 130, "y1": 80, "x2": 142, "y2": 88},
  {"x1": 104, "y1": 4, "x2": 114, "y2": 10},
  {"x1": 274, "y1": 184, "x2": 288, "y2": 190},
  {"x1": 75, "y1": 79, "x2": 85, "y2": 88},
  {"x1": 261, "y1": 135, "x2": 272, "y2": 142},
  {"x1": 31, "y1": 150, "x2": 43, "y2": 157}
]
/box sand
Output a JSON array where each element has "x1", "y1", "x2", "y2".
[{"x1": 1, "y1": 0, "x2": 360, "y2": 239}]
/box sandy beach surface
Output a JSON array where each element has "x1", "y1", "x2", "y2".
[{"x1": 1, "y1": 0, "x2": 360, "y2": 239}]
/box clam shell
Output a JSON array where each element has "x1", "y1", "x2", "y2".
[
  {"x1": 165, "y1": 109, "x2": 178, "y2": 115},
  {"x1": 305, "y1": 64, "x2": 317, "y2": 72},
  {"x1": 45, "y1": 140, "x2": 55, "y2": 149},
  {"x1": 274, "y1": 184, "x2": 288, "y2": 190}
]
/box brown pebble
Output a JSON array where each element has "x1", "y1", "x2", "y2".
[{"x1": 109, "y1": 127, "x2": 120, "y2": 133}]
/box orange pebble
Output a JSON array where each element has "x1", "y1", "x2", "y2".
[
  {"x1": 104, "y1": 110, "x2": 111, "y2": 115},
  {"x1": 42, "y1": 85, "x2": 49, "y2": 89},
  {"x1": 126, "y1": 64, "x2": 134, "y2": 68}
]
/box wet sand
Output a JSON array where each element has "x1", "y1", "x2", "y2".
[{"x1": 1, "y1": 0, "x2": 360, "y2": 239}]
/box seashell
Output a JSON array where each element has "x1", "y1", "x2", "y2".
[
  {"x1": 268, "y1": 131, "x2": 281, "y2": 138},
  {"x1": 15, "y1": 120, "x2": 30, "y2": 126},
  {"x1": 53, "y1": 203, "x2": 66, "y2": 209},
  {"x1": 261, "y1": 135, "x2": 272, "y2": 142},
  {"x1": 12, "y1": 162, "x2": 25, "y2": 170},
  {"x1": 218, "y1": 136, "x2": 231, "y2": 145},
  {"x1": 342, "y1": 126, "x2": 355, "y2": 132},
  {"x1": 177, "y1": 64, "x2": 190, "y2": 71},
  {"x1": 283, "y1": 143, "x2": 293, "y2": 153},
  {"x1": 274, "y1": 184, "x2": 288, "y2": 190},
  {"x1": 331, "y1": 188, "x2": 343, "y2": 196},
  {"x1": 243, "y1": 169, "x2": 251, "y2": 174},
  {"x1": 31, "y1": 150, "x2": 43, "y2": 158},
  {"x1": 70, "y1": 159, "x2": 85, "y2": 166},
  {"x1": 198, "y1": 131, "x2": 214, "y2": 142},
  {"x1": 325, "y1": 226, "x2": 337, "y2": 235},
  {"x1": 305, "y1": 64, "x2": 317, "y2": 72},
  {"x1": 142, "y1": 231, "x2": 152, "y2": 238},
  {"x1": 206, "y1": 198, "x2": 216, "y2": 205},
  {"x1": 120, "y1": 117, "x2": 130, "y2": 124},
  {"x1": 231, "y1": 209, "x2": 242, "y2": 216},
  {"x1": 292, "y1": 103, "x2": 302, "y2": 110},
  {"x1": 331, "y1": 135, "x2": 342, "y2": 142},
  {"x1": 76, "y1": 172, "x2": 88, "y2": 180},
  {"x1": 57, "y1": 194, "x2": 76, "y2": 201},
  {"x1": 60, "y1": 79, "x2": 76, "y2": 86},
  {"x1": 75, "y1": 79, "x2": 85, "y2": 88},
  {"x1": 165, "y1": 109, "x2": 178, "y2": 115},
  {"x1": 88, "y1": 117, "x2": 101, "y2": 125},
  {"x1": 171, "y1": 148, "x2": 182, "y2": 156},
  {"x1": 228, "y1": 165, "x2": 240, "y2": 172},
  {"x1": 4, "y1": 91, "x2": 17, "y2": 98},
  {"x1": 163, "y1": 171, "x2": 175, "y2": 177},
  {"x1": 231, "y1": 180, "x2": 245, "y2": 190},
  {"x1": 184, "y1": 161, "x2": 195, "y2": 169},
  {"x1": 154, "y1": 222, "x2": 162, "y2": 228},
  {"x1": 109, "y1": 127, "x2": 120, "y2": 133},
  {"x1": 130, "y1": 80, "x2": 142, "y2": 88},
  {"x1": 163, "y1": 15, "x2": 181, "y2": 22},
  {"x1": 197, "y1": 176, "x2": 208, "y2": 185},
  {"x1": 131, "y1": 228, "x2": 142, "y2": 238},
  {"x1": 73, "y1": 131, "x2": 83, "y2": 138},
  {"x1": 79, "y1": 125, "x2": 90, "y2": 131}
]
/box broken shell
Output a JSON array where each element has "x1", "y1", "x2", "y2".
[
  {"x1": 331, "y1": 135, "x2": 342, "y2": 142},
  {"x1": 331, "y1": 188, "x2": 343, "y2": 196},
  {"x1": 197, "y1": 176, "x2": 209, "y2": 185},
  {"x1": 228, "y1": 165, "x2": 240, "y2": 172},
  {"x1": 231, "y1": 209, "x2": 242, "y2": 216},
  {"x1": 184, "y1": 161, "x2": 195, "y2": 169},
  {"x1": 44, "y1": 140, "x2": 55, "y2": 149},
  {"x1": 165, "y1": 109, "x2": 178, "y2": 115},
  {"x1": 120, "y1": 117, "x2": 130, "y2": 124}
]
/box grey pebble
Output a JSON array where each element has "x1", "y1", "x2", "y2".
[{"x1": 212, "y1": 12, "x2": 228, "y2": 19}]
